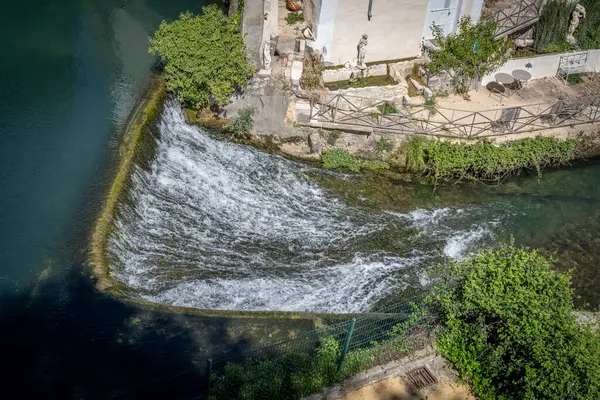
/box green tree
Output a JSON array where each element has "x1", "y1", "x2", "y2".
[
  {"x1": 149, "y1": 6, "x2": 254, "y2": 109},
  {"x1": 427, "y1": 16, "x2": 510, "y2": 93},
  {"x1": 431, "y1": 244, "x2": 600, "y2": 400}
]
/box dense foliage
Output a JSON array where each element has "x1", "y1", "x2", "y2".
[
  {"x1": 404, "y1": 136, "x2": 575, "y2": 182},
  {"x1": 428, "y1": 16, "x2": 510, "y2": 93},
  {"x1": 225, "y1": 107, "x2": 255, "y2": 138},
  {"x1": 431, "y1": 244, "x2": 600, "y2": 400},
  {"x1": 209, "y1": 338, "x2": 369, "y2": 400},
  {"x1": 149, "y1": 6, "x2": 253, "y2": 109},
  {"x1": 534, "y1": 0, "x2": 574, "y2": 52}
]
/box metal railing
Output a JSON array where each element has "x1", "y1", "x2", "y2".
[
  {"x1": 308, "y1": 93, "x2": 600, "y2": 139},
  {"x1": 491, "y1": 0, "x2": 543, "y2": 39}
]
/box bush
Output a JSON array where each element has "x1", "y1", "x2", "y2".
[
  {"x1": 376, "y1": 137, "x2": 394, "y2": 152},
  {"x1": 322, "y1": 149, "x2": 360, "y2": 172},
  {"x1": 405, "y1": 136, "x2": 427, "y2": 172},
  {"x1": 360, "y1": 160, "x2": 389, "y2": 171},
  {"x1": 225, "y1": 107, "x2": 255, "y2": 138},
  {"x1": 567, "y1": 73, "x2": 583, "y2": 85},
  {"x1": 285, "y1": 12, "x2": 304, "y2": 25},
  {"x1": 149, "y1": 6, "x2": 253, "y2": 109},
  {"x1": 326, "y1": 130, "x2": 341, "y2": 145},
  {"x1": 431, "y1": 243, "x2": 600, "y2": 400},
  {"x1": 209, "y1": 338, "x2": 368, "y2": 400},
  {"x1": 300, "y1": 52, "x2": 324, "y2": 90},
  {"x1": 404, "y1": 136, "x2": 575, "y2": 182}
]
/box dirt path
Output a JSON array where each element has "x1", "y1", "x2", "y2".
[{"x1": 340, "y1": 376, "x2": 474, "y2": 400}]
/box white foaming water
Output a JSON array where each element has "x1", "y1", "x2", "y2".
[{"x1": 108, "y1": 100, "x2": 502, "y2": 313}]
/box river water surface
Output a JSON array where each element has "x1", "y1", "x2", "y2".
[{"x1": 2, "y1": 0, "x2": 600, "y2": 397}]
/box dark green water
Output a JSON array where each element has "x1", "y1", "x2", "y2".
[{"x1": 1, "y1": 0, "x2": 600, "y2": 397}]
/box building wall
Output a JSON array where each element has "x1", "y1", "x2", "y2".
[{"x1": 322, "y1": 0, "x2": 428, "y2": 66}]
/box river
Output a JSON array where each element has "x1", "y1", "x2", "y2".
[{"x1": 1, "y1": 0, "x2": 599, "y2": 397}]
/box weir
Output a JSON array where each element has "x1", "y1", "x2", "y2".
[
  {"x1": 96, "y1": 84, "x2": 600, "y2": 317},
  {"x1": 103, "y1": 98, "x2": 505, "y2": 314}
]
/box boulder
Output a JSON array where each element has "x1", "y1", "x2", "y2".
[{"x1": 308, "y1": 132, "x2": 323, "y2": 154}]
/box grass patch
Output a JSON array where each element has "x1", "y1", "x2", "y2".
[
  {"x1": 285, "y1": 12, "x2": 304, "y2": 25},
  {"x1": 90, "y1": 75, "x2": 167, "y2": 290},
  {"x1": 567, "y1": 73, "x2": 583, "y2": 85},
  {"x1": 322, "y1": 149, "x2": 360, "y2": 172},
  {"x1": 360, "y1": 159, "x2": 390, "y2": 171},
  {"x1": 324, "y1": 74, "x2": 396, "y2": 91}
]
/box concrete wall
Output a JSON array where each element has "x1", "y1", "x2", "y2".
[
  {"x1": 313, "y1": 0, "x2": 337, "y2": 61},
  {"x1": 481, "y1": 50, "x2": 600, "y2": 85},
  {"x1": 316, "y1": 0, "x2": 428, "y2": 66}
]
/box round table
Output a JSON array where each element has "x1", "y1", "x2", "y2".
[
  {"x1": 512, "y1": 69, "x2": 532, "y2": 82},
  {"x1": 495, "y1": 72, "x2": 515, "y2": 85}
]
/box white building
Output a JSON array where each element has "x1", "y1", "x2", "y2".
[{"x1": 304, "y1": 0, "x2": 485, "y2": 66}]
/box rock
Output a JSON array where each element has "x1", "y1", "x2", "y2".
[
  {"x1": 514, "y1": 38, "x2": 534, "y2": 48},
  {"x1": 410, "y1": 78, "x2": 424, "y2": 92},
  {"x1": 299, "y1": 39, "x2": 306, "y2": 54},
  {"x1": 308, "y1": 132, "x2": 323, "y2": 154},
  {"x1": 323, "y1": 69, "x2": 352, "y2": 83},
  {"x1": 402, "y1": 94, "x2": 413, "y2": 105},
  {"x1": 365, "y1": 63, "x2": 387, "y2": 78},
  {"x1": 424, "y1": 87, "x2": 434, "y2": 100},
  {"x1": 294, "y1": 100, "x2": 312, "y2": 123},
  {"x1": 291, "y1": 59, "x2": 303, "y2": 87}
]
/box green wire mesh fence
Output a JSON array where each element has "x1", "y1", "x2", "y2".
[{"x1": 204, "y1": 292, "x2": 437, "y2": 399}]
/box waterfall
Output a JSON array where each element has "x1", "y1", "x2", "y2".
[{"x1": 107, "y1": 100, "x2": 499, "y2": 313}]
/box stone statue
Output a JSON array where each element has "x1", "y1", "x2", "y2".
[
  {"x1": 567, "y1": 4, "x2": 586, "y2": 43},
  {"x1": 357, "y1": 34, "x2": 368, "y2": 70}
]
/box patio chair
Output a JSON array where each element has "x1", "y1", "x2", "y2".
[{"x1": 486, "y1": 81, "x2": 506, "y2": 102}]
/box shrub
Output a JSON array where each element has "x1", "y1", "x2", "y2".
[
  {"x1": 149, "y1": 6, "x2": 254, "y2": 109},
  {"x1": 431, "y1": 243, "x2": 600, "y2": 400},
  {"x1": 285, "y1": 12, "x2": 304, "y2": 25},
  {"x1": 360, "y1": 160, "x2": 389, "y2": 171},
  {"x1": 405, "y1": 136, "x2": 427, "y2": 172},
  {"x1": 300, "y1": 52, "x2": 324, "y2": 90},
  {"x1": 567, "y1": 73, "x2": 583, "y2": 85},
  {"x1": 209, "y1": 338, "x2": 361, "y2": 400},
  {"x1": 404, "y1": 136, "x2": 576, "y2": 182},
  {"x1": 225, "y1": 107, "x2": 255, "y2": 138},
  {"x1": 326, "y1": 130, "x2": 341, "y2": 145},
  {"x1": 376, "y1": 137, "x2": 394, "y2": 152},
  {"x1": 378, "y1": 103, "x2": 397, "y2": 115},
  {"x1": 322, "y1": 149, "x2": 360, "y2": 172}
]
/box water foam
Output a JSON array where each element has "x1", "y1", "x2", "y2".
[{"x1": 107, "y1": 100, "x2": 503, "y2": 312}]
